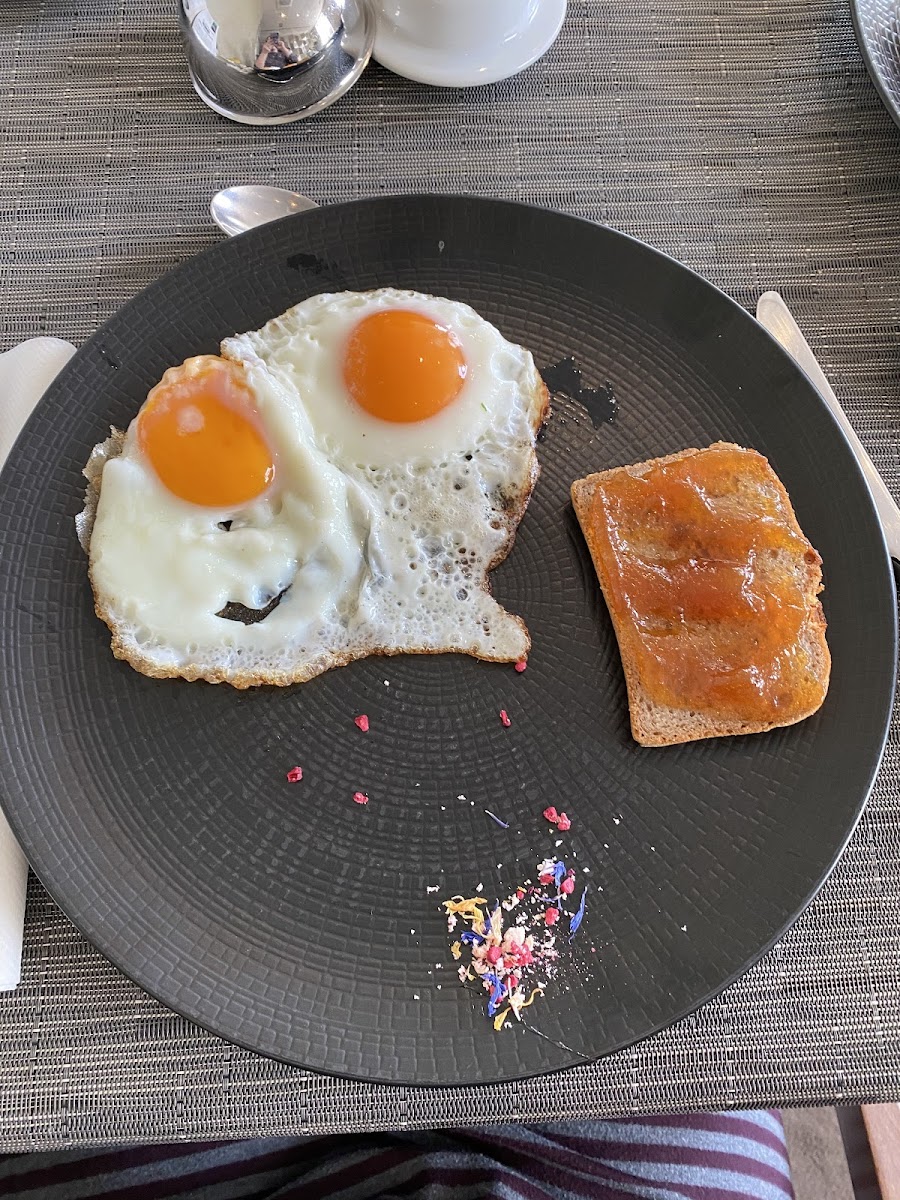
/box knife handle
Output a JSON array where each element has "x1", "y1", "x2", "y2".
[{"x1": 756, "y1": 291, "x2": 900, "y2": 567}]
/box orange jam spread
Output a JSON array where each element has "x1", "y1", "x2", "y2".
[{"x1": 585, "y1": 445, "x2": 823, "y2": 722}]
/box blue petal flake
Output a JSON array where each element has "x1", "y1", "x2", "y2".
[{"x1": 569, "y1": 889, "x2": 587, "y2": 939}]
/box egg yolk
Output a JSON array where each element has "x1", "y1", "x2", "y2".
[
  {"x1": 137, "y1": 356, "x2": 274, "y2": 507},
  {"x1": 342, "y1": 309, "x2": 468, "y2": 423}
]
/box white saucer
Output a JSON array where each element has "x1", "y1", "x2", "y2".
[{"x1": 372, "y1": 0, "x2": 567, "y2": 88}]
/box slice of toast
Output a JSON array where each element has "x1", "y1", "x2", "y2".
[{"x1": 571, "y1": 442, "x2": 830, "y2": 747}]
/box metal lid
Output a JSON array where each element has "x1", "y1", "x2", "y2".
[{"x1": 178, "y1": 0, "x2": 374, "y2": 125}]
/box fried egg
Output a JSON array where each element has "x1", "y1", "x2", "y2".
[{"x1": 80, "y1": 288, "x2": 549, "y2": 687}]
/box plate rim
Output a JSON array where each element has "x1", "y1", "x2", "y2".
[{"x1": 850, "y1": 0, "x2": 900, "y2": 131}]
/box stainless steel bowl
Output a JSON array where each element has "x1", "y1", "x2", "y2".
[{"x1": 178, "y1": 0, "x2": 374, "y2": 125}]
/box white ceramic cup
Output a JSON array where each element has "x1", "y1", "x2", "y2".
[{"x1": 378, "y1": 0, "x2": 540, "y2": 54}]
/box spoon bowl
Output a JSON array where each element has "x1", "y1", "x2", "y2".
[{"x1": 210, "y1": 185, "x2": 319, "y2": 237}]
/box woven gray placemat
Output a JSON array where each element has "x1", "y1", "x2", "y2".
[{"x1": 1, "y1": 0, "x2": 899, "y2": 1151}]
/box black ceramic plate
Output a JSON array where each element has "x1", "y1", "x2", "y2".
[
  {"x1": 0, "y1": 196, "x2": 895, "y2": 1087},
  {"x1": 852, "y1": 0, "x2": 900, "y2": 130}
]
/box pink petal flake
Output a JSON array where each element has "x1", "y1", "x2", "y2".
[
  {"x1": 499, "y1": 709, "x2": 511, "y2": 728},
  {"x1": 514, "y1": 660, "x2": 527, "y2": 673},
  {"x1": 286, "y1": 766, "x2": 303, "y2": 783},
  {"x1": 354, "y1": 714, "x2": 370, "y2": 732},
  {"x1": 353, "y1": 791, "x2": 369, "y2": 805}
]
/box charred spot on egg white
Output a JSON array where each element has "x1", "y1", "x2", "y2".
[{"x1": 217, "y1": 587, "x2": 290, "y2": 625}]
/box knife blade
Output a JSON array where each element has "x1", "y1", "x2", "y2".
[{"x1": 756, "y1": 290, "x2": 900, "y2": 565}]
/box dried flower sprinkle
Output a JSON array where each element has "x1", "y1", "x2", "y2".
[
  {"x1": 443, "y1": 854, "x2": 588, "y2": 1030},
  {"x1": 542, "y1": 806, "x2": 572, "y2": 832},
  {"x1": 354, "y1": 714, "x2": 370, "y2": 732},
  {"x1": 286, "y1": 766, "x2": 303, "y2": 783},
  {"x1": 352, "y1": 791, "x2": 369, "y2": 805},
  {"x1": 569, "y1": 888, "x2": 587, "y2": 938},
  {"x1": 499, "y1": 709, "x2": 512, "y2": 728},
  {"x1": 485, "y1": 810, "x2": 510, "y2": 829},
  {"x1": 515, "y1": 660, "x2": 527, "y2": 673}
]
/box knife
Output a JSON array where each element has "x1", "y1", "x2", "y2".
[{"x1": 756, "y1": 290, "x2": 900, "y2": 571}]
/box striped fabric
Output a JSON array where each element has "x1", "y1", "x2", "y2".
[{"x1": 0, "y1": 1112, "x2": 793, "y2": 1199}]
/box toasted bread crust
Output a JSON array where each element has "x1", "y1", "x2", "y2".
[{"x1": 571, "y1": 442, "x2": 831, "y2": 747}]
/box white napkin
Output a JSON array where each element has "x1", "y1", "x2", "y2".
[{"x1": 0, "y1": 336, "x2": 76, "y2": 990}]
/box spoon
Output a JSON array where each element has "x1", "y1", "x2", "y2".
[{"x1": 210, "y1": 185, "x2": 318, "y2": 237}]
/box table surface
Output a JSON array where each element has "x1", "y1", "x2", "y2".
[{"x1": 1, "y1": 0, "x2": 899, "y2": 1152}]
